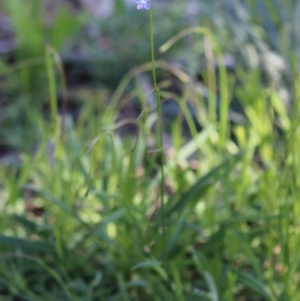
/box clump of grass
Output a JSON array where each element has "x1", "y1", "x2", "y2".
[{"x1": 1, "y1": 1, "x2": 300, "y2": 300}]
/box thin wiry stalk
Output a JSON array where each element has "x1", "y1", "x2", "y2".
[{"x1": 149, "y1": 9, "x2": 166, "y2": 248}]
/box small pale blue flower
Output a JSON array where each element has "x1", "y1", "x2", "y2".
[{"x1": 134, "y1": 0, "x2": 151, "y2": 10}]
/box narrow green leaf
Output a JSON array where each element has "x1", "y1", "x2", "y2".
[
  {"x1": 230, "y1": 268, "x2": 272, "y2": 298},
  {"x1": 165, "y1": 207, "x2": 190, "y2": 257},
  {"x1": 0, "y1": 234, "x2": 55, "y2": 254},
  {"x1": 131, "y1": 260, "x2": 162, "y2": 271},
  {"x1": 204, "y1": 272, "x2": 219, "y2": 301},
  {"x1": 167, "y1": 153, "x2": 244, "y2": 216}
]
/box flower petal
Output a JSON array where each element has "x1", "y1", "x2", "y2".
[{"x1": 134, "y1": 0, "x2": 151, "y2": 10}]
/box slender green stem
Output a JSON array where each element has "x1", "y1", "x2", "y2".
[
  {"x1": 45, "y1": 46, "x2": 58, "y2": 136},
  {"x1": 149, "y1": 9, "x2": 166, "y2": 246},
  {"x1": 149, "y1": 10, "x2": 157, "y2": 88}
]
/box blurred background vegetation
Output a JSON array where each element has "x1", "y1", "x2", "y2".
[
  {"x1": 0, "y1": 0, "x2": 300, "y2": 300},
  {"x1": 1, "y1": 0, "x2": 298, "y2": 152}
]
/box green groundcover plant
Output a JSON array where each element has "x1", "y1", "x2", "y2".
[{"x1": 0, "y1": 0, "x2": 300, "y2": 300}]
